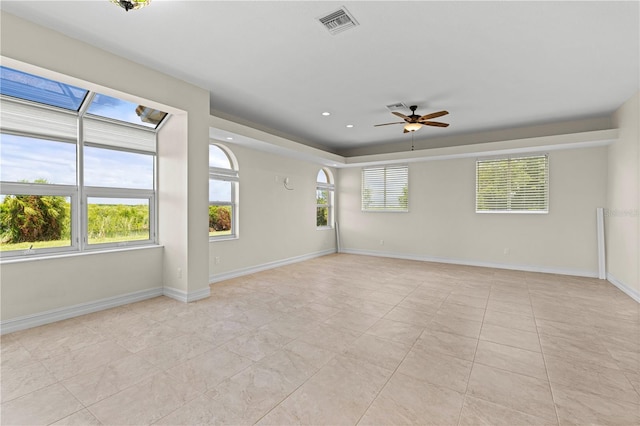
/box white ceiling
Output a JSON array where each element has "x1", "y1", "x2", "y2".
[{"x1": 1, "y1": 1, "x2": 638, "y2": 155}]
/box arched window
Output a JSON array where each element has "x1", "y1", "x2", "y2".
[
  {"x1": 209, "y1": 144, "x2": 239, "y2": 239},
  {"x1": 316, "y1": 168, "x2": 334, "y2": 228}
]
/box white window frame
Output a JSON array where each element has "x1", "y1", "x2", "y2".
[
  {"x1": 475, "y1": 154, "x2": 549, "y2": 214},
  {"x1": 0, "y1": 93, "x2": 160, "y2": 259},
  {"x1": 316, "y1": 168, "x2": 335, "y2": 229},
  {"x1": 361, "y1": 164, "x2": 409, "y2": 212},
  {"x1": 209, "y1": 144, "x2": 239, "y2": 241},
  {"x1": 83, "y1": 187, "x2": 156, "y2": 249},
  {"x1": 0, "y1": 182, "x2": 78, "y2": 256}
]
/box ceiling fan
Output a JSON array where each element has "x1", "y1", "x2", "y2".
[{"x1": 375, "y1": 105, "x2": 450, "y2": 133}]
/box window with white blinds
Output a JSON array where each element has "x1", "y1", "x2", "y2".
[
  {"x1": 84, "y1": 117, "x2": 156, "y2": 153},
  {"x1": 476, "y1": 154, "x2": 549, "y2": 213},
  {"x1": 0, "y1": 99, "x2": 77, "y2": 141},
  {"x1": 361, "y1": 165, "x2": 409, "y2": 212}
]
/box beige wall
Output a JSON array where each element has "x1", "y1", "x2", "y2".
[
  {"x1": 607, "y1": 91, "x2": 640, "y2": 297},
  {"x1": 208, "y1": 143, "x2": 336, "y2": 280},
  {"x1": 338, "y1": 146, "x2": 608, "y2": 276},
  {"x1": 0, "y1": 12, "x2": 210, "y2": 322},
  {"x1": 0, "y1": 248, "x2": 163, "y2": 320}
]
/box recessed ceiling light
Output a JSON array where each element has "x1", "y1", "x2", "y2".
[
  {"x1": 346, "y1": 124, "x2": 354, "y2": 128},
  {"x1": 322, "y1": 112, "x2": 331, "y2": 116},
  {"x1": 226, "y1": 137, "x2": 233, "y2": 140}
]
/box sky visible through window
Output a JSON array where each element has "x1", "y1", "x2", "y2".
[
  {"x1": 209, "y1": 145, "x2": 231, "y2": 169},
  {"x1": 0, "y1": 134, "x2": 76, "y2": 185},
  {"x1": 84, "y1": 146, "x2": 153, "y2": 190},
  {"x1": 0, "y1": 66, "x2": 87, "y2": 110},
  {"x1": 209, "y1": 145, "x2": 233, "y2": 201},
  {"x1": 317, "y1": 169, "x2": 328, "y2": 183},
  {"x1": 0, "y1": 67, "x2": 167, "y2": 206},
  {"x1": 87, "y1": 94, "x2": 159, "y2": 129}
]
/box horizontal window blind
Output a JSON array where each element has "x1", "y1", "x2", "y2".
[
  {"x1": 362, "y1": 165, "x2": 408, "y2": 211},
  {"x1": 476, "y1": 154, "x2": 548, "y2": 213},
  {"x1": 0, "y1": 98, "x2": 77, "y2": 141},
  {"x1": 84, "y1": 117, "x2": 156, "y2": 153},
  {"x1": 209, "y1": 167, "x2": 239, "y2": 182}
]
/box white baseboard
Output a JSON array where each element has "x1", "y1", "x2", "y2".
[
  {"x1": 163, "y1": 286, "x2": 211, "y2": 303},
  {"x1": 0, "y1": 287, "x2": 163, "y2": 335},
  {"x1": 210, "y1": 248, "x2": 336, "y2": 283},
  {"x1": 607, "y1": 273, "x2": 640, "y2": 303},
  {"x1": 340, "y1": 248, "x2": 599, "y2": 278}
]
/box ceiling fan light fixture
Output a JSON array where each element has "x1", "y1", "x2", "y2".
[
  {"x1": 110, "y1": 0, "x2": 150, "y2": 12},
  {"x1": 404, "y1": 122, "x2": 422, "y2": 132}
]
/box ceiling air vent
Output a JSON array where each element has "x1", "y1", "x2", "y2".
[
  {"x1": 386, "y1": 102, "x2": 407, "y2": 111},
  {"x1": 318, "y1": 7, "x2": 359, "y2": 35}
]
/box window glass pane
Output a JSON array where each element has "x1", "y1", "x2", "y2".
[
  {"x1": 0, "y1": 66, "x2": 88, "y2": 111},
  {"x1": 0, "y1": 194, "x2": 71, "y2": 251},
  {"x1": 209, "y1": 205, "x2": 232, "y2": 237},
  {"x1": 87, "y1": 94, "x2": 167, "y2": 129},
  {"x1": 87, "y1": 197, "x2": 149, "y2": 244},
  {"x1": 84, "y1": 146, "x2": 154, "y2": 189},
  {"x1": 209, "y1": 145, "x2": 231, "y2": 169},
  {"x1": 316, "y1": 206, "x2": 328, "y2": 227},
  {"x1": 209, "y1": 179, "x2": 232, "y2": 202},
  {"x1": 476, "y1": 155, "x2": 548, "y2": 213},
  {"x1": 362, "y1": 165, "x2": 408, "y2": 211},
  {"x1": 317, "y1": 189, "x2": 328, "y2": 205},
  {"x1": 317, "y1": 169, "x2": 328, "y2": 184},
  {"x1": 0, "y1": 134, "x2": 76, "y2": 185}
]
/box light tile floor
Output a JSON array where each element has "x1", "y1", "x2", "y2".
[{"x1": 1, "y1": 254, "x2": 639, "y2": 425}]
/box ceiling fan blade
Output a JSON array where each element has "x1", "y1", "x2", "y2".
[
  {"x1": 419, "y1": 110, "x2": 449, "y2": 120},
  {"x1": 374, "y1": 122, "x2": 405, "y2": 127},
  {"x1": 392, "y1": 111, "x2": 410, "y2": 120},
  {"x1": 422, "y1": 121, "x2": 450, "y2": 127}
]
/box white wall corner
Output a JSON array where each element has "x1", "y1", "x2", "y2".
[
  {"x1": 209, "y1": 249, "x2": 337, "y2": 283},
  {"x1": 163, "y1": 286, "x2": 211, "y2": 303},
  {"x1": 0, "y1": 287, "x2": 164, "y2": 335},
  {"x1": 607, "y1": 273, "x2": 640, "y2": 303}
]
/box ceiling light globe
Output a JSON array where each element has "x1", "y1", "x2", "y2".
[{"x1": 404, "y1": 122, "x2": 422, "y2": 132}]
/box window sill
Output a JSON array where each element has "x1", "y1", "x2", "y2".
[
  {"x1": 316, "y1": 226, "x2": 334, "y2": 231},
  {"x1": 209, "y1": 235, "x2": 238, "y2": 243},
  {"x1": 0, "y1": 244, "x2": 164, "y2": 265},
  {"x1": 476, "y1": 210, "x2": 549, "y2": 214}
]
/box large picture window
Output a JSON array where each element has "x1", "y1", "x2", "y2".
[
  {"x1": 209, "y1": 144, "x2": 239, "y2": 240},
  {"x1": 476, "y1": 154, "x2": 549, "y2": 213},
  {"x1": 0, "y1": 66, "x2": 168, "y2": 257},
  {"x1": 361, "y1": 165, "x2": 409, "y2": 212}
]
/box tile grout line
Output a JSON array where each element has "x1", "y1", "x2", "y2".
[
  {"x1": 455, "y1": 278, "x2": 490, "y2": 426},
  {"x1": 352, "y1": 277, "x2": 456, "y2": 426},
  {"x1": 527, "y1": 277, "x2": 562, "y2": 426}
]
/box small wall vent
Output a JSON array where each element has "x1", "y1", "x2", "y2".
[{"x1": 318, "y1": 7, "x2": 359, "y2": 35}]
